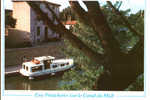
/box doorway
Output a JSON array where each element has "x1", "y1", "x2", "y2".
[{"x1": 45, "y1": 26, "x2": 48, "y2": 41}]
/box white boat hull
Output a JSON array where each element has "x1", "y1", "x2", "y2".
[
  {"x1": 19, "y1": 58, "x2": 74, "y2": 79},
  {"x1": 20, "y1": 65, "x2": 74, "y2": 77}
]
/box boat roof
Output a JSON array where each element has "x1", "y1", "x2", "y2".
[
  {"x1": 23, "y1": 61, "x2": 43, "y2": 68},
  {"x1": 22, "y1": 57, "x2": 73, "y2": 67},
  {"x1": 34, "y1": 56, "x2": 55, "y2": 61},
  {"x1": 52, "y1": 59, "x2": 73, "y2": 64}
]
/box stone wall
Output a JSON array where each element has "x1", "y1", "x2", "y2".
[
  {"x1": 5, "y1": 42, "x2": 65, "y2": 67},
  {"x1": 5, "y1": 28, "x2": 31, "y2": 48},
  {"x1": 30, "y1": 2, "x2": 60, "y2": 44}
]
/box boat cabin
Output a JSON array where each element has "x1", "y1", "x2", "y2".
[
  {"x1": 22, "y1": 56, "x2": 55, "y2": 73},
  {"x1": 34, "y1": 56, "x2": 55, "y2": 70}
]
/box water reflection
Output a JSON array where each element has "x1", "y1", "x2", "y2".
[
  {"x1": 5, "y1": 75, "x2": 62, "y2": 90},
  {"x1": 22, "y1": 81, "x2": 31, "y2": 90}
]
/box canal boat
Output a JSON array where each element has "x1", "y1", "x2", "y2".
[{"x1": 19, "y1": 56, "x2": 74, "y2": 79}]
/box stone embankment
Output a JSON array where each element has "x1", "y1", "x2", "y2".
[{"x1": 5, "y1": 41, "x2": 65, "y2": 67}]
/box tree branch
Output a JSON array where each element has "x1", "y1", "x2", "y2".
[
  {"x1": 84, "y1": 1, "x2": 121, "y2": 54},
  {"x1": 69, "y1": 1, "x2": 90, "y2": 26},
  {"x1": 44, "y1": 2, "x2": 64, "y2": 27},
  {"x1": 27, "y1": 1, "x2": 105, "y2": 65},
  {"x1": 69, "y1": 1, "x2": 106, "y2": 48},
  {"x1": 107, "y1": 1, "x2": 144, "y2": 54},
  {"x1": 107, "y1": 1, "x2": 142, "y2": 38}
]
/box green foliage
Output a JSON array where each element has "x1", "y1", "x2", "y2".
[
  {"x1": 5, "y1": 10, "x2": 16, "y2": 28},
  {"x1": 125, "y1": 74, "x2": 144, "y2": 91},
  {"x1": 60, "y1": 7, "x2": 76, "y2": 21},
  {"x1": 102, "y1": 3, "x2": 144, "y2": 52},
  {"x1": 127, "y1": 10, "x2": 144, "y2": 35},
  {"x1": 73, "y1": 22, "x2": 104, "y2": 54},
  {"x1": 58, "y1": 2, "x2": 144, "y2": 90},
  {"x1": 58, "y1": 21, "x2": 104, "y2": 90}
]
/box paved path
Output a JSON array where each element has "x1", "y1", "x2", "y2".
[{"x1": 5, "y1": 65, "x2": 21, "y2": 73}]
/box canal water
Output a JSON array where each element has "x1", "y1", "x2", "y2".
[{"x1": 5, "y1": 74, "x2": 63, "y2": 90}]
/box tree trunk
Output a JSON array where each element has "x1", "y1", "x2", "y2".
[{"x1": 96, "y1": 47, "x2": 144, "y2": 90}]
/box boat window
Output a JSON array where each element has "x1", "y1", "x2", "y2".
[
  {"x1": 26, "y1": 66, "x2": 28, "y2": 71},
  {"x1": 45, "y1": 65, "x2": 50, "y2": 69},
  {"x1": 32, "y1": 66, "x2": 42, "y2": 72},
  {"x1": 66, "y1": 63, "x2": 69, "y2": 65},
  {"x1": 61, "y1": 64, "x2": 65, "y2": 67},
  {"x1": 47, "y1": 60, "x2": 51, "y2": 63},
  {"x1": 44, "y1": 60, "x2": 50, "y2": 69},
  {"x1": 53, "y1": 65, "x2": 57, "y2": 68},
  {"x1": 23, "y1": 65, "x2": 25, "y2": 69}
]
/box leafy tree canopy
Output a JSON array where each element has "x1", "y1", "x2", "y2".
[
  {"x1": 58, "y1": 2, "x2": 144, "y2": 90},
  {"x1": 60, "y1": 7, "x2": 76, "y2": 21},
  {"x1": 5, "y1": 10, "x2": 16, "y2": 28}
]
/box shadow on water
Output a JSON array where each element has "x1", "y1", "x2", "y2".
[
  {"x1": 5, "y1": 66, "x2": 77, "y2": 90},
  {"x1": 5, "y1": 74, "x2": 63, "y2": 90}
]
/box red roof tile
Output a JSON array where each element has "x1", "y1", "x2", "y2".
[{"x1": 64, "y1": 21, "x2": 77, "y2": 25}]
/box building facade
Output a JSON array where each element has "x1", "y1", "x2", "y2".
[{"x1": 12, "y1": 0, "x2": 60, "y2": 44}]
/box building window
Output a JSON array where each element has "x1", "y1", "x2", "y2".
[
  {"x1": 45, "y1": 26, "x2": 48, "y2": 41},
  {"x1": 37, "y1": 26, "x2": 40, "y2": 36}
]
